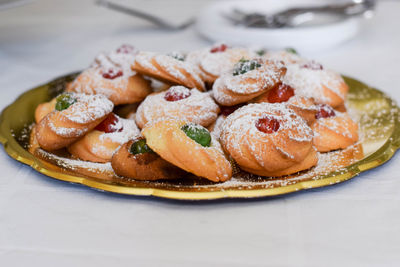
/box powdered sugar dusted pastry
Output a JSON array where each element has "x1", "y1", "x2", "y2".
[
  {"x1": 142, "y1": 118, "x2": 232, "y2": 182},
  {"x1": 208, "y1": 104, "x2": 244, "y2": 139},
  {"x1": 212, "y1": 58, "x2": 286, "y2": 106},
  {"x1": 220, "y1": 103, "x2": 318, "y2": 177},
  {"x1": 253, "y1": 82, "x2": 317, "y2": 125},
  {"x1": 35, "y1": 98, "x2": 57, "y2": 123},
  {"x1": 132, "y1": 51, "x2": 205, "y2": 91},
  {"x1": 36, "y1": 93, "x2": 114, "y2": 151},
  {"x1": 186, "y1": 44, "x2": 256, "y2": 83},
  {"x1": 286, "y1": 96, "x2": 318, "y2": 125},
  {"x1": 208, "y1": 115, "x2": 226, "y2": 139},
  {"x1": 67, "y1": 113, "x2": 140, "y2": 163},
  {"x1": 111, "y1": 138, "x2": 185, "y2": 180},
  {"x1": 283, "y1": 61, "x2": 348, "y2": 108},
  {"x1": 67, "y1": 44, "x2": 152, "y2": 105},
  {"x1": 125, "y1": 110, "x2": 136, "y2": 120},
  {"x1": 311, "y1": 105, "x2": 359, "y2": 152},
  {"x1": 262, "y1": 50, "x2": 304, "y2": 65},
  {"x1": 136, "y1": 86, "x2": 220, "y2": 129}
]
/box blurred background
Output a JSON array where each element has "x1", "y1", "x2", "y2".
[{"x1": 0, "y1": 0, "x2": 398, "y2": 96}]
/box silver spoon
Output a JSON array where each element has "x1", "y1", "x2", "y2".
[
  {"x1": 96, "y1": 0, "x2": 195, "y2": 30},
  {"x1": 96, "y1": 0, "x2": 375, "y2": 30},
  {"x1": 226, "y1": 0, "x2": 376, "y2": 28}
]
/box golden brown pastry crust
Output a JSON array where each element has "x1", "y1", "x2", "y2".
[
  {"x1": 67, "y1": 69, "x2": 152, "y2": 105},
  {"x1": 132, "y1": 52, "x2": 205, "y2": 91},
  {"x1": 335, "y1": 103, "x2": 347, "y2": 113},
  {"x1": 253, "y1": 93, "x2": 317, "y2": 125},
  {"x1": 67, "y1": 45, "x2": 152, "y2": 105},
  {"x1": 286, "y1": 96, "x2": 318, "y2": 125},
  {"x1": 262, "y1": 50, "x2": 304, "y2": 65},
  {"x1": 28, "y1": 125, "x2": 40, "y2": 154},
  {"x1": 312, "y1": 112, "x2": 359, "y2": 152},
  {"x1": 67, "y1": 115, "x2": 139, "y2": 163},
  {"x1": 35, "y1": 94, "x2": 114, "y2": 151},
  {"x1": 283, "y1": 62, "x2": 349, "y2": 108},
  {"x1": 142, "y1": 118, "x2": 232, "y2": 182},
  {"x1": 186, "y1": 46, "x2": 255, "y2": 83},
  {"x1": 208, "y1": 114, "x2": 226, "y2": 140},
  {"x1": 212, "y1": 59, "x2": 286, "y2": 106},
  {"x1": 135, "y1": 86, "x2": 220, "y2": 129},
  {"x1": 220, "y1": 103, "x2": 318, "y2": 177},
  {"x1": 29, "y1": 46, "x2": 363, "y2": 184},
  {"x1": 111, "y1": 139, "x2": 184, "y2": 180},
  {"x1": 35, "y1": 98, "x2": 56, "y2": 123}
]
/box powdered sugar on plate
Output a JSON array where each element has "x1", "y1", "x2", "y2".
[
  {"x1": 204, "y1": 144, "x2": 362, "y2": 189},
  {"x1": 36, "y1": 148, "x2": 114, "y2": 174}
]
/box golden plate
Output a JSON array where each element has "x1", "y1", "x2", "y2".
[{"x1": 1, "y1": 73, "x2": 399, "y2": 200}]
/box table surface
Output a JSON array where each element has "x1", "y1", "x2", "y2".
[{"x1": 1, "y1": 0, "x2": 400, "y2": 266}]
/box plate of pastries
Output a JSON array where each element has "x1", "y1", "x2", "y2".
[{"x1": 1, "y1": 44, "x2": 399, "y2": 200}]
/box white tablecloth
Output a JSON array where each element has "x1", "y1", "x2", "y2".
[{"x1": 1, "y1": 0, "x2": 400, "y2": 266}]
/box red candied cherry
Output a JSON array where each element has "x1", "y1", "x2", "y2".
[
  {"x1": 116, "y1": 44, "x2": 135, "y2": 54},
  {"x1": 255, "y1": 116, "x2": 280, "y2": 134},
  {"x1": 102, "y1": 69, "x2": 123, "y2": 79},
  {"x1": 301, "y1": 61, "x2": 323, "y2": 70},
  {"x1": 95, "y1": 113, "x2": 123, "y2": 133},
  {"x1": 210, "y1": 44, "x2": 228, "y2": 53},
  {"x1": 220, "y1": 104, "x2": 243, "y2": 116},
  {"x1": 267, "y1": 83, "x2": 295, "y2": 103},
  {"x1": 315, "y1": 104, "x2": 336, "y2": 119},
  {"x1": 164, "y1": 86, "x2": 191, "y2": 101}
]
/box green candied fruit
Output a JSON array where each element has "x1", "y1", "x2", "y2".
[
  {"x1": 129, "y1": 138, "x2": 154, "y2": 155},
  {"x1": 55, "y1": 93, "x2": 77, "y2": 111},
  {"x1": 285, "y1": 47, "x2": 298, "y2": 55},
  {"x1": 255, "y1": 49, "x2": 266, "y2": 56},
  {"x1": 167, "y1": 51, "x2": 185, "y2": 61},
  {"x1": 181, "y1": 123, "x2": 211, "y2": 147},
  {"x1": 232, "y1": 58, "x2": 261, "y2": 76}
]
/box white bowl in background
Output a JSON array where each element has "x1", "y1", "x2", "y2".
[{"x1": 196, "y1": 0, "x2": 361, "y2": 52}]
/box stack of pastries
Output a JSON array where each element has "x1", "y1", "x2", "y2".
[{"x1": 30, "y1": 44, "x2": 359, "y2": 183}]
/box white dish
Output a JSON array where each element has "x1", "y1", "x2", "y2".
[{"x1": 196, "y1": 0, "x2": 361, "y2": 52}]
